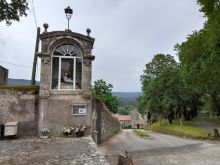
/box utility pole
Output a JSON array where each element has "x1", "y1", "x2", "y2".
[{"x1": 31, "y1": 27, "x2": 40, "y2": 86}]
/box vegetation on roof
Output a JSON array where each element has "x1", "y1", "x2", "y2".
[{"x1": 0, "y1": 85, "x2": 39, "y2": 92}]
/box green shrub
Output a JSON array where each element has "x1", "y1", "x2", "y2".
[{"x1": 125, "y1": 124, "x2": 132, "y2": 129}]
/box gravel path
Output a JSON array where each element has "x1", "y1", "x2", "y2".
[{"x1": 0, "y1": 137, "x2": 109, "y2": 165}]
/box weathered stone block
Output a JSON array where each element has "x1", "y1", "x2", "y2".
[{"x1": 0, "y1": 66, "x2": 8, "y2": 86}]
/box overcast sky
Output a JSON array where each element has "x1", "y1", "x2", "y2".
[{"x1": 0, "y1": 0, "x2": 205, "y2": 92}]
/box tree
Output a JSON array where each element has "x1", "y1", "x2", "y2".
[
  {"x1": 140, "y1": 54, "x2": 177, "y2": 85},
  {"x1": 175, "y1": 2, "x2": 220, "y2": 115},
  {"x1": 139, "y1": 54, "x2": 184, "y2": 123},
  {"x1": 0, "y1": 0, "x2": 29, "y2": 25},
  {"x1": 197, "y1": 0, "x2": 220, "y2": 19},
  {"x1": 93, "y1": 79, "x2": 119, "y2": 114},
  {"x1": 118, "y1": 108, "x2": 129, "y2": 115},
  {"x1": 118, "y1": 105, "x2": 136, "y2": 115}
]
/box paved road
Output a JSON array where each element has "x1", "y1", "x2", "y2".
[
  {"x1": 194, "y1": 121, "x2": 220, "y2": 132},
  {"x1": 100, "y1": 129, "x2": 220, "y2": 165}
]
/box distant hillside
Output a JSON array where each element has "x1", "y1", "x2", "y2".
[
  {"x1": 7, "y1": 79, "x2": 142, "y2": 100},
  {"x1": 112, "y1": 92, "x2": 142, "y2": 111},
  {"x1": 112, "y1": 92, "x2": 142, "y2": 99},
  {"x1": 8, "y1": 78, "x2": 39, "y2": 85}
]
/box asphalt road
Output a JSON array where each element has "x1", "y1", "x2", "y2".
[
  {"x1": 194, "y1": 121, "x2": 220, "y2": 132},
  {"x1": 100, "y1": 129, "x2": 220, "y2": 165}
]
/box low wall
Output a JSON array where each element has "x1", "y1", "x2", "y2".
[
  {"x1": 0, "y1": 89, "x2": 38, "y2": 137},
  {"x1": 100, "y1": 102, "x2": 121, "y2": 142},
  {"x1": 92, "y1": 97, "x2": 120, "y2": 144},
  {"x1": 0, "y1": 88, "x2": 120, "y2": 140}
]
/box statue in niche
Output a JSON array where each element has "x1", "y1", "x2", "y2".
[{"x1": 62, "y1": 71, "x2": 73, "y2": 84}]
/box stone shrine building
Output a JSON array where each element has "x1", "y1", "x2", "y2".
[
  {"x1": 38, "y1": 24, "x2": 95, "y2": 136},
  {"x1": 0, "y1": 23, "x2": 120, "y2": 144}
]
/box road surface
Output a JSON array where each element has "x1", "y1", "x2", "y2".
[
  {"x1": 194, "y1": 120, "x2": 220, "y2": 132},
  {"x1": 100, "y1": 129, "x2": 220, "y2": 165}
]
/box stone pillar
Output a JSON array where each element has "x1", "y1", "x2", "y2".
[
  {"x1": 38, "y1": 53, "x2": 50, "y2": 136},
  {"x1": 39, "y1": 54, "x2": 51, "y2": 98},
  {"x1": 83, "y1": 58, "x2": 91, "y2": 90},
  {"x1": 83, "y1": 48, "x2": 95, "y2": 91}
]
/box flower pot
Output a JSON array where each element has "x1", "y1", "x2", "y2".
[{"x1": 75, "y1": 131, "x2": 83, "y2": 137}]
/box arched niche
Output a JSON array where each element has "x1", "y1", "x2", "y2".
[{"x1": 51, "y1": 42, "x2": 83, "y2": 90}]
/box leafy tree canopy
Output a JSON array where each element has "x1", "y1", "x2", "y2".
[
  {"x1": 0, "y1": 0, "x2": 29, "y2": 25},
  {"x1": 139, "y1": 1, "x2": 220, "y2": 121},
  {"x1": 93, "y1": 79, "x2": 119, "y2": 114},
  {"x1": 175, "y1": 1, "x2": 220, "y2": 115},
  {"x1": 197, "y1": 0, "x2": 220, "y2": 19},
  {"x1": 118, "y1": 105, "x2": 136, "y2": 115},
  {"x1": 139, "y1": 54, "x2": 183, "y2": 122},
  {"x1": 140, "y1": 54, "x2": 178, "y2": 90},
  {"x1": 175, "y1": 30, "x2": 209, "y2": 93}
]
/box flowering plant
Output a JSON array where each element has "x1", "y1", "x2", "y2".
[
  {"x1": 71, "y1": 126, "x2": 87, "y2": 137},
  {"x1": 62, "y1": 127, "x2": 71, "y2": 135},
  {"x1": 62, "y1": 126, "x2": 87, "y2": 137}
]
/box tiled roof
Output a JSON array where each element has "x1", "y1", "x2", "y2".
[{"x1": 113, "y1": 114, "x2": 131, "y2": 121}]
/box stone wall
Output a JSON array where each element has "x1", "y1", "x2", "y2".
[
  {"x1": 0, "y1": 89, "x2": 38, "y2": 137},
  {"x1": 0, "y1": 66, "x2": 8, "y2": 86},
  {"x1": 100, "y1": 102, "x2": 121, "y2": 142},
  {"x1": 91, "y1": 97, "x2": 120, "y2": 144},
  {"x1": 39, "y1": 93, "x2": 93, "y2": 137}
]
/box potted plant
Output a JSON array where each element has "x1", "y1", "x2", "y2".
[
  {"x1": 75, "y1": 126, "x2": 86, "y2": 137},
  {"x1": 41, "y1": 128, "x2": 49, "y2": 138},
  {"x1": 62, "y1": 126, "x2": 87, "y2": 137}
]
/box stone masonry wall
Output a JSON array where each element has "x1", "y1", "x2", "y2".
[
  {"x1": 92, "y1": 98, "x2": 120, "y2": 144},
  {"x1": 100, "y1": 102, "x2": 121, "y2": 142},
  {"x1": 0, "y1": 89, "x2": 38, "y2": 137},
  {"x1": 39, "y1": 94, "x2": 93, "y2": 137},
  {"x1": 0, "y1": 66, "x2": 8, "y2": 86}
]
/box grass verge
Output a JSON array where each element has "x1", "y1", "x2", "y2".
[
  {"x1": 0, "y1": 85, "x2": 39, "y2": 94},
  {"x1": 133, "y1": 129, "x2": 149, "y2": 138},
  {"x1": 145, "y1": 120, "x2": 210, "y2": 139}
]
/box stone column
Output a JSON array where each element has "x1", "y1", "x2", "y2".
[
  {"x1": 39, "y1": 53, "x2": 51, "y2": 98},
  {"x1": 38, "y1": 52, "x2": 51, "y2": 136}
]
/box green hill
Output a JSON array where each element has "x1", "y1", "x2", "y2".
[
  {"x1": 8, "y1": 78, "x2": 39, "y2": 85},
  {"x1": 112, "y1": 92, "x2": 142, "y2": 99}
]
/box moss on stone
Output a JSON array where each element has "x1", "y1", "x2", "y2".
[{"x1": 0, "y1": 85, "x2": 39, "y2": 93}]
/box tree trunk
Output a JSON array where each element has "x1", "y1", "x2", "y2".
[
  {"x1": 168, "y1": 117, "x2": 173, "y2": 124},
  {"x1": 183, "y1": 105, "x2": 190, "y2": 121},
  {"x1": 211, "y1": 94, "x2": 220, "y2": 116}
]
